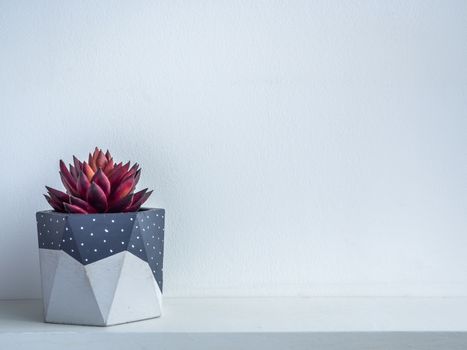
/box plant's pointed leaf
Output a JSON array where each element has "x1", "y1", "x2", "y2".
[
  {"x1": 103, "y1": 157, "x2": 114, "y2": 175},
  {"x1": 105, "y1": 150, "x2": 111, "y2": 160},
  {"x1": 83, "y1": 161, "x2": 95, "y2": 181},
  {"x1": 77, "y1": 171, "x2": 91, "y2": 198},
  {"x1": 121, "y1": 161, "x2": 130, "y2": 173},
  {"x1": 60, "y1": 172, "x2": 78, "y2": 196},
  {"x1": 73, "y1": 155, "x2": 82, "y2": 171},
  {"x1": 133, "y1": 169, "x2": 141, "y2": 187},
  {"x1": 110, "y1": 176, "x2": 135, "y2": 202},
  {"x1": 69, "y1": 164, "x2": 78, "y2": 179},
  {"x1": 59, "y1": 160, "x2": 76, "y2": 187},
  {"x1": 64, "y1": 202, "x2": 88, "y2": 214},
  {"x1": 96, "y1": 150, "x2": 107, "y2": 169},
  {"x1": 88, "y1": 153, "x2": 93, "y2": 168},
  {"x1": 131, "y1": 188, "x2": 148, "y2": 204},
  {"x1": 108, "y1": 162, "x2": 130, "y2": 188},
  {"x1": 127, "y1": 163, "x2": 139, "y2": 177},
  {"x1": 125, "y1": 190, "x2": 152, "y2": 212},
  {"x1": 46, "y1": 186, "x2": 70, "y2": 203},
  {"x1": 87, "y1": 182, "x2": 108, "y2": 212},
  {"x1": 108, "y1": 193, "x2": 133, "y2": 212},
  {"x1": 69, "y1": 195, "x2": 97, "y2": 213},
  {"x1": 90, "y1": 147, "x2": 99, "y2": 171},
  {"x1": 44, "y1": 194, "x2": 63, "y2": 211},
  {"x1": 91, "y1": 168, "x2": 111, "y2": 196}
]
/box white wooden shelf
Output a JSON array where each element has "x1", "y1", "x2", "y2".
[{"x1": 1, "y1": 297, "x2": 466, "y2": 349}]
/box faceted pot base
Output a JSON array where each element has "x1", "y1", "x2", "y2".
[{"x1": 36, "y1": 208, "x2": 165, "y2": 326}]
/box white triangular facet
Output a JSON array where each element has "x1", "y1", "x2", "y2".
[
  {"x1": 106, "y1": 252, "x2": 162, "y2": 325},
  {"x1": 84, "y1": 252, "x2": 126, "y2": 323},
  {"x1": 46, "y1": 251, "x2": 105, "y2": 326},
  {"x1": 39, "y1": 249, "x2": 61, "y2": 313}
]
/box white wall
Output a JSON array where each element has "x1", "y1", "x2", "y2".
[{"x1": 0, "y1": 0, "x2": 466, "y2": 299}]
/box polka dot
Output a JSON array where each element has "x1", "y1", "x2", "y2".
[
  {"x1": 103, "y1": 239, "x2": 106, "y2": 243},
  {"x1": 80, "y1": 226, "x2": 84, "y2": 230},
  {"x1": 65, "y1": 227, "x2": 68, "y2": 231},
  {"x1": 104, "y1": 229, "x2": 109, "y2": 233},
  {"x1": 81, "y1": 243, "x2": 84, "y2": 246},
  {"x1": 121, "y1": 229, "x2": 124, "y2": 232},
  {"x1": 92, "y1": 218, "x2": 96, "y2": 222},
  {"x1": 130, "y1": 218, "x2": 133, "y2": 221},
  {"x1": 131, "y1": 244, "x2": 135, "y2": 248},
  {"x1": 110, "y1": 249, "x2": 113, "y2": 253},
  {"x1": 136, "y1": 236, "x2": 140, "y2": 239},
  {"x1": 111, "y1": 219, "x2": 115, "y2": 223},
  {"x1": 90, "y1": 233, "x2": 94, "y2": 236},
  {"x1": 121, "y1": 241, "x2": 125, "y2": 245},
  {"x1": 94, "y1": 249, "x2": 98, "y2": 252}
]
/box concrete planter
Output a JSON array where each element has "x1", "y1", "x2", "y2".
[{"x1": 36, "y1": 208, "x2": 165, "y2": 326}]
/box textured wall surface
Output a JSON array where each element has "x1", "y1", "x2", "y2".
[{"x1": 0, "y1": 1, "x2": 466, "y2": 298}]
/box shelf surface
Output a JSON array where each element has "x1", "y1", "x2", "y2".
[{"x1": 1, "y1": 297, "x2": 467, "y2": 349}]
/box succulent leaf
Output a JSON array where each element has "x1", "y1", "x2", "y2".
[
  {"x1": 126, "y1": 190, "x2": 152, "y2": 212},
  {"x1": 64, "y1": 202, "x2": 88, "y2": 214},
  {"x1": 83, "y1": 162, "x2": 95, "y2": 181},
  {"x1": 92, "y1": 168, "x2": 111, "y2": 196},
  {"x1": 87, "y1": 182, "x2": 108, "y2": 212},
  {"x1": 77, "y1": 171, "x2": 91, "y2": 198}
]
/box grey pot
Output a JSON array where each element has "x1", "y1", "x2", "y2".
[{"x1": 36, "y1": 208, "x2": 165, "y2": 326}]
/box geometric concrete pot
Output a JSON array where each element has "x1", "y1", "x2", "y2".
[{"x1": 35, "y1": 208, "x2": 165, "y2": 326}]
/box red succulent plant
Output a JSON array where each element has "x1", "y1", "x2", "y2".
[{"x1": 44, "y1": 148, "x2": 152, "y2": 213}]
